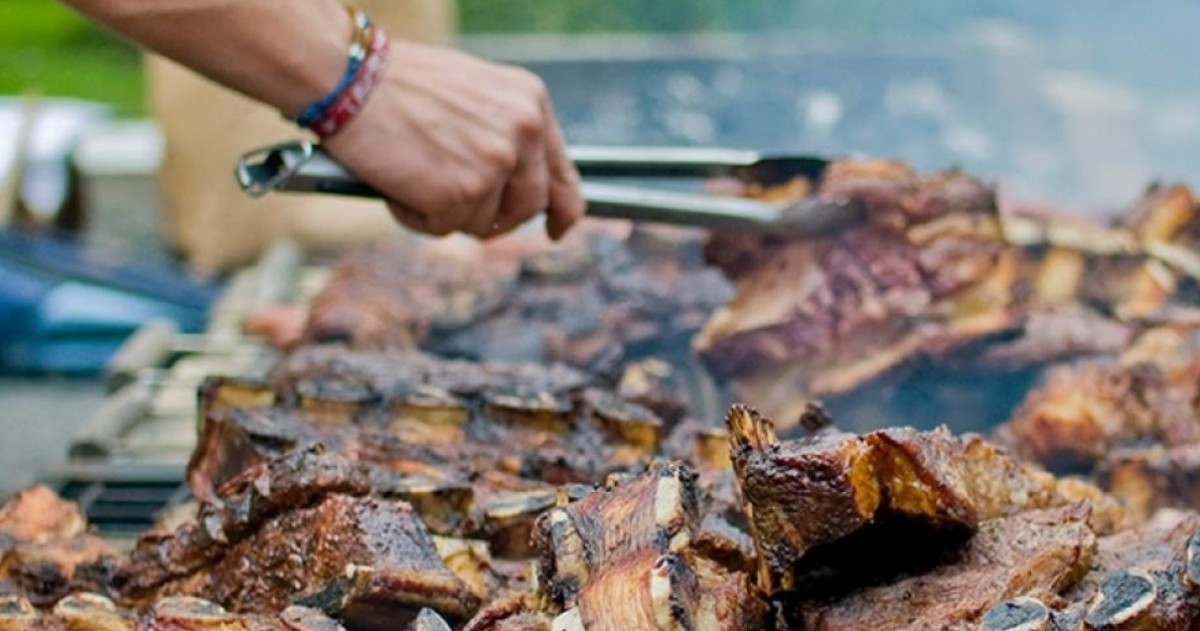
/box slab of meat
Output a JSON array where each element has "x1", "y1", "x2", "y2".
[
  {"x1": 996, "y1": 321, "x2": 1200, "y2": 519},
  {"x1": 115, "y1": 446, "x2": 370, "y2": 597},
  {"x1": 696, "y1": 162, "x2": 1011, "y2": 424},
  {"x1": 997, "y1": 360, "x2": 1200, "y2": 476},
  {"x1": 189, "y1": 348, "x2": 673, "y2": 559},
  {"x1": 460, "y1": 595, "x2": 550, "y2": 631},
  {"x1": 1098, "y1": 444, "x2": 1200, "y2": 523},
  {"x1": 112, "y1": 449, "x2": 481, "y2": 628},
  {"x1": 797, "y1": 503, "x2": 1096, "y2": 631},
  {"x1": 532, "y1": 461, "x2": 701, "y2": 608},
  {"x1": 302, "y1": 242, "x2": 516, "y2": 350},
  {"x1": 974, "y1": 509, "x2": 1200, "y2": 631},
  {"x1": 724, "y1": 404, "x2": 1121, "y2": 606},
  {"x1": 701, "y1": 172, "x2": 1200, "y2": 431},
  {"x1": 0, "y1": 486, "x2": 113, "y2": 607},
  {"x1": 299, "y1": 228, "x2": 731, "y2": 374},
  {"x1": 533, "y1": 461, "x2": 763, "y2": 631}
]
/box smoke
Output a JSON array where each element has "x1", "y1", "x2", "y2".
[{"x1": 467, "y1": 1, "x2": 1200, "y2": 211}]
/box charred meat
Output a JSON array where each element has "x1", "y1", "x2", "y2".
[{"x1": 0, "y1": 486, "x2": 113, "y2": 607}]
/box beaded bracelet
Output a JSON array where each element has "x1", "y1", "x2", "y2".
[
  {"x1": 294, "y1": 3, "x2": 389, "y2": 139},
  {"x1": 308, "y1": 26, "x2": 390, "y2": 139}
]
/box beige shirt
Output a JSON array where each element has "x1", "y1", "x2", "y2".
[{"x1": 148, "y1": 0, "x2": 455, "y2": 275}]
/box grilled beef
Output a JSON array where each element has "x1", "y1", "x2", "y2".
[
  {"x1": 797, "y1": 503, "x2": 1096, "y2": 631},
  {"x1": 724, "y1": 404, "x2": 1200, "y2": 630},
  {"x1": 0, "y1": 592, "x2": 351, "y2": 631},
  {"x1": 998, "y1": 360, "x2": 1200, "y2": 476},
  {"x1": 0, "y1": 486, "x2": 113, "y2": 607},
  {"x1": 461, "y1": 595, "x2": 551, "y2": 631},
  {"x1": 532, "y1": 461, "x2": 702, "y2": 608},
  {"x1": 114, "y1": 449, "x2": 481, "y2": 627},
  {"x1": 697, "y1": 162, "x2": 1011, "y2": 426},
  {"x1": 997, "y1": 321, "x2": 1200, "y2": 519},
  {"x1": 533, "y1": 461, "x2": 763, "y2": 630},
  {"x1": 190, "y1": 349, "x2": 669, "y2": 555},
  {"x1": 299, "y1": 229, "x2": 730, "y2": 372},
  {"x1": 1098, "y1": 444, "x2": 1200, "y2": 523},
  {"x1": 701, "y1": 171, "x2": 1200, "y2": 432},
  {"x1": 725, "y1": 404, "x2": 1099, "y2": 604},
  {"x1": 116, "y1": 446, "x2": 370, "y2": 597}
]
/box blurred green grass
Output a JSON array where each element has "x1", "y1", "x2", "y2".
[
  {"x1": 0, "y1": 0, "x2": 950, "y2": 117},
  {"x1": 0, "y1": 0, "x2": 145, "y2": 116}
]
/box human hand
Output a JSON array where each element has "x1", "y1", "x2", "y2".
[{"x1": 323, "y1": 40, "x2": 585, "y2": 240}]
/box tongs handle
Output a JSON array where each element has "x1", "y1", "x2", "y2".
[
  {"x1": 569, "y1": 145, "x2": 763, "y2": 179},
  {"x1": 578, "y1": 182, "x2": 787, "y2": 232},
  {"x1": 570, "y1": 145, "x2": 830, "y2": 184},
  {"x1": 234, "y1": 140, "x2": 863, "y2": 237}
]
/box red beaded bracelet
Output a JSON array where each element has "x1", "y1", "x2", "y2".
[{"x1": 306, "y1": 19, "x2": 390, "y2": 139}]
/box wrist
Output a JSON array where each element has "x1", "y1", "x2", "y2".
[
  {"x1": 274, "y1": 0, "x2": 355, "y2": 119},
  {"x1": 291, "y1": 7, "x2": 390, "y2": 139}
]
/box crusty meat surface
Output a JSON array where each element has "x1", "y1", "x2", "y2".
[
  {"x1": 111, "y1": 448, "x2": 481, "y2": 627},
  {"x1": 1072, "y1": 509, "x2": 1200, "y2": 629},
  {"x1": 697, "y1": 162, "x2": 1010, "y2": 419},
  {"x1": 300, "y1": 229, "x2": 731, "y2": 373},
  {"x1": 798, "y1": 503, "x2": 1096, "y2": 631},
  {"x1": 702, "y1": 173, "x2": 1200, "y2": 431},
  {"x1": 534, "y1": 461, "x2": 763, "y2": 631},
  {"x1": 0, "y1": 486, "x2": 113, "y2": 607},
  {"x1": 997, "y1": 360, "x2": 1200, "y2": 476},
  {"x1": 1098, "y1": 443, "x2": 1200, "y2": 522},
  {"x1": 460, "y1": 595, "x2": 550, "y2": 631},
  {"x1": 189, "y1": 349, "x2": 674, "y2": 555},
  {"x1": 0, "y1": 487, "x2": 87, "y2": 542},
  {"x1": 0, "y1": 592, "x2": 355, "y2": 631},
  {"x1": 532, "y1": 461, "x2": 701, "y2": 608},
  {"x1": 133, "y1": 494, "x2": 479, "y2": 625},
  {"x1": 726, "y1": 405, "x2": 1083, "y2": 601},
  {"x1": 302, "y1": 242, "x2": 515, "y2": 350},
  {"x1": 118, "y1": 447, "x2": 370, "y2": 597}
]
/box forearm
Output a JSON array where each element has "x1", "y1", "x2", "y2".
[{"x1": 59, "y1": 0, "x2": 350, "y2": 118}]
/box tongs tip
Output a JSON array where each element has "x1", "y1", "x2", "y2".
[{"x1": 771, "y1": 198, "x2": 867, "y2": 238}]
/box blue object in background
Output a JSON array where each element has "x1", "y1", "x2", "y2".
[{"x1": 0, "y1": 228, "x2": 220, "y2": 374}]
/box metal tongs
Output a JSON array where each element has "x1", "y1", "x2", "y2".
[{"x1": 235, "y1": 139, "x2": 866, "y2": 237}]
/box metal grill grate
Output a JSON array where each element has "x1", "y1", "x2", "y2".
[{"x1": 44, "y1": 462, "x2": 189, "y2": 539}]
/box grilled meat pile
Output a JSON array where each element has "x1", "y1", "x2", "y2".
[
  {"x1": 994, "y1": 320, "x2": 1200, "y2": 523},
  {"x1": 11, "y1": 395, "x2": 1200, "y2": 630},
  {"x1": 12, "y1": 157, "x2": 1200, "y2": 629},
  {"x1": 265, "y1": 163, "x2": 1200, "y2": 436},
  {"x1": 699, "y1": 172, "x2": 1200, "y2": 433}
]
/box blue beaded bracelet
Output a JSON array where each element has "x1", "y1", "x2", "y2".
[{"x1": 295, "y1": 7, "x2": 373, "y2": 128}]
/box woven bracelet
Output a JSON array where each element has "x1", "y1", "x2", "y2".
[
  {"x1": 308, "y1": 26, "x2": 390, "y2": 139},
  {"x1": 293, "y1": 3, "x2": 378, "y2": 131}
]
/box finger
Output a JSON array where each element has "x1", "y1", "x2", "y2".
[
  {"x1": 461, "y1": 184, "x2": 508, "y2": 238},
  {"x1": 483, "y1": 144, "x2": 550, "y2": 239},
  {"x1": 387, "y1": 202, "x2": 453, "y2": 237},
  {"x1": 541, "y1": 100, "x2": 584, "y2": 241}
]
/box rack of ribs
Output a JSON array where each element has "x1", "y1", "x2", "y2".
[
  {"x1": 188, "y1": 347, "x2": 678, "y2": 561},
  {"x1": 996, "y1": 318, "x2": 1200, "y2": 522},
  {"x1": 295, "y1": 226, "x2": 731, "y2": 372},
  {"x1": 697, "y1": 167, "x2": 1200, "y2": 432}
]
